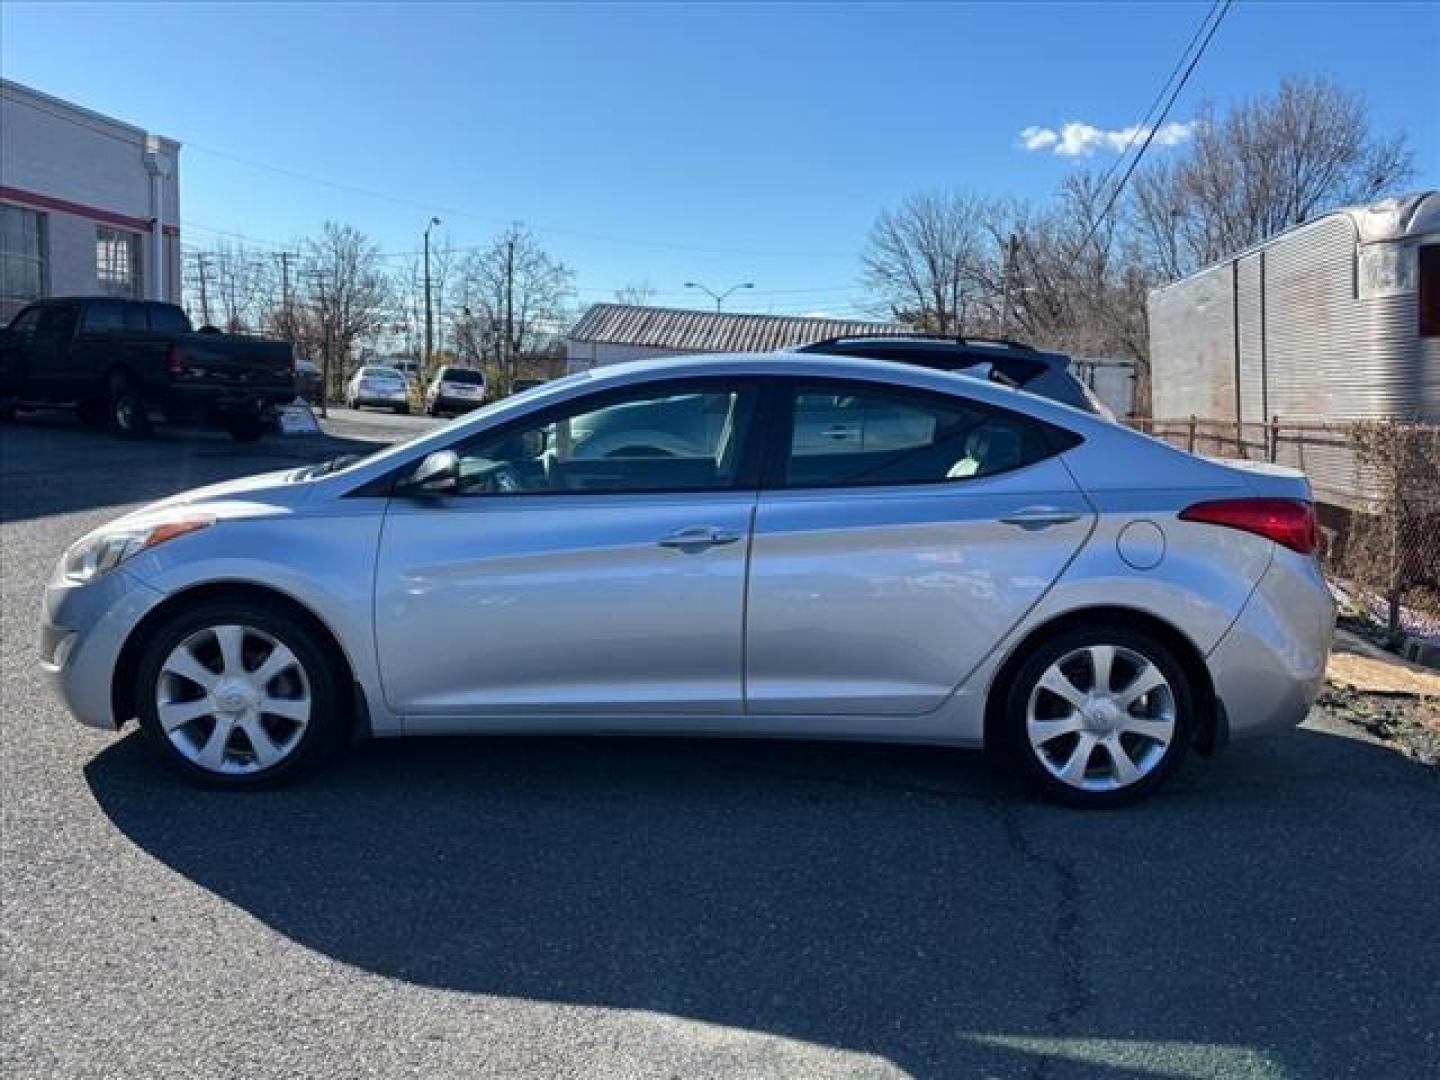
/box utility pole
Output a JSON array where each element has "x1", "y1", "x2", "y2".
[
  {"x1": 424, "y1": 217, "x2": 441, "y2": 379},
  {"x1": 274, "y1": 251, "x2": 298, "y2": 329},
  {"x1": 194, "y1": 252, "x2": 213, "y2": 327},
  {"x1": 503, "y1": 234, "x2": 515, "y2": 393},
  {"x1": 999, "y1": 232, "x2": 1020, "y2": 337},
  {"x1": 307, "y1": 271, "x2": 331, "y2": 419}
]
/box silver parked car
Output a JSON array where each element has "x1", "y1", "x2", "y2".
[
  {"x1": 344, "y1": 365, "x2": 410, "y2": 413},
  {"x1": 39, "y1": 353, "x2": 1334, "y2": 805}
]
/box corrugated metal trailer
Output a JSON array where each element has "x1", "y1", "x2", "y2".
[{"x1": 1147, "y1": 191, "x2": 1440, "y2": 505}]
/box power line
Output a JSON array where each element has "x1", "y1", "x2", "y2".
[
  {"x1": 181, "y1": 142, "x2": 851, "y2": 260},
  {"x1": 1088, "y1": 0, "x2": 1227, "y2": 211},
  {"x1": 1077, "y1": 0, "x2": 1233, "y2": 255}
]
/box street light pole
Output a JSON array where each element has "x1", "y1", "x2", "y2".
[
  {"x1": 424, "y1": 216, "x2": 441, "y2": 378},
  {"x1": 684, "y1": 280, "x2": 754, "y2": 312}
]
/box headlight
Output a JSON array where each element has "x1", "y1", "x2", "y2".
[{"x1": 62, "y1": 517, "x2": 213, "y2": 583}]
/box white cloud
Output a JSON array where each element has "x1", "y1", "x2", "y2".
[
  {"x1": 1019, "y1": 120, "x2": 1197, "y2": 157},
  {"x1": 1019, "y1": 125, "x2": 1059, "y2": 151}
]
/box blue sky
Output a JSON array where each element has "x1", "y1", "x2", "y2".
[{"x1": 4, "y1": 1, "x2": 1436, "y2": 317}]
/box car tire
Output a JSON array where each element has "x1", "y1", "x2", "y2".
[
  {"x1": 394, "y1": 404, "x2": 409, "y2": 415},
  {"x1": 1002, "y1": 623, "x2": 1193, "y2": 808},
  {"x1": 108, "y1": 375, "x2": 151, "y2": 439},
  {"x1": 133, "y1": 598, "x2": 347, "y2": 789},
  {"x1": 226, "y1": 414, "x2": 265, "y2": 442}
]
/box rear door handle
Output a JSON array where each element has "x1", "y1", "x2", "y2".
[
  {"x1": 658, "y1": 526, "x2": 742, "y2": 550},
  {"x1": 1000, "y1": 506, "x2": 1084, "y2": 530}
]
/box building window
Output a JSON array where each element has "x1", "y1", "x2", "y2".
[
  {"x1": 1, "y1": 204, "x2": 47, "y2": 323},
  {"x1": 1419, "y1": 245, "x2": 1440, "y2": 339},
  {"x1": 96, "y1": 226, "x2": 142, "y2": 299}
]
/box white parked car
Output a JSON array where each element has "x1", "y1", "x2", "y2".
[
  {"x1": 424, "y1": 365, "x2": 487, "y2": 417},
  {"x1": 345, "y1": 365, "x2": 410, "y2": 413}
]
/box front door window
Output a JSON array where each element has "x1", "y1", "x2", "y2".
[{"x1": 447, "y1": 383, "x2": 758, "y2": 495}]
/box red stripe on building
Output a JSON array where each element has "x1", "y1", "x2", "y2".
[{"x1": 0, "y1": 184, "x2": 177, "y2": 237}]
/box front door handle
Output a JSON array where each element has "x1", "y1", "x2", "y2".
[
  {"x1": 1000, "y1": 506, "x2": 1084, "y2": 530},
  {"x1": 658, "y1": 525, "x2": 742, "y2": 550}
]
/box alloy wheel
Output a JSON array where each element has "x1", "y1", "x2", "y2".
[
  {"x1": 154, "y1": 624, "x2": 311, "y2": 775},
  {"x1": 1025, "y1": 643, "x2": 1176, "y2": 793}
]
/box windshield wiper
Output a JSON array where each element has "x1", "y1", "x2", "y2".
[{"x1": 297, "y1": 453, "x2": 362, "y2": 479}]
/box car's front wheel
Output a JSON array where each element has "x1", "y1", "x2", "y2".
[
  {"x1": 108, "y1": 376, "x2": 151, "y2": 439},
  {"x1": 133, "y1": 599, "x2": 345, "y2": 788},
  {"x1": 1004, "y1": 624, "x2": 1193, "y2": 807}
]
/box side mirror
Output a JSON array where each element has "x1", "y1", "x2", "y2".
[{"x1": 405, "y1": 450, "x2": 460, "y2": 495}]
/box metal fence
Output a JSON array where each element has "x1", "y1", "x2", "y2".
[{"x1": 1132, "y1": 417, "x2": 1440, "y2": 640}]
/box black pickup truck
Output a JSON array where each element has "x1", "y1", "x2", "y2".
[{"x1": 0, "y1": 297, "x2": 296, "y2": 441}]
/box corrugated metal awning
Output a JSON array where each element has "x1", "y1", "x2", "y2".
[{"x1": 566, "y1": 303, "x2": 908, "y2": 354}]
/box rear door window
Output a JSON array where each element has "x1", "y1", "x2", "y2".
[
  {"x1": 81, "y1": 300, "x2": 144, "y2": 334},
  {"x1": 782, "y1": 381, "x2": 1071, "y2": 488}
]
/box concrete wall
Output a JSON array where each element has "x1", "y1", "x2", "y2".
[{"x1": 1, "y1": 79, "x2": 181, "y2": 310}]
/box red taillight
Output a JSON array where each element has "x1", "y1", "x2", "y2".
[
  {"x1": 1179, "y1": 498, "x2": 1317, "y2": 554},
  {"x1": 166, "y1": 343, "x2": 184, "y2": 375}
]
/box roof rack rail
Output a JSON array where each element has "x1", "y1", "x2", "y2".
[{"x1": 803, "y1": 332, "x2": 1037, "y2": 352}]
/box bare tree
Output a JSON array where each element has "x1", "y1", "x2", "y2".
[
  {"x1": 183, "y1": 243, "x2": 262, "y2": 331},
  {"x1": 976, "y1": 175, "x2": 1150, "y2": 363},
  {"x1": 861, "y1": 191, "x2": 991, "y2": 333},
  {"x1": 614, "y1": 281, "x2": 657, "y2": 306},
  {"x1": 1132, "y1": 75, "x2": 1413, "y2": 279},
  {"x1": 303, "y1": 222, "x2": 392, "y2": 399},
  {"x1": 453, "y1": 224, "x2": 573, "y2": 394}
]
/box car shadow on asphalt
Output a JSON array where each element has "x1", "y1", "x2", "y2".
[
  {"x1": 0, "y1": 411, "x2": 385, "y2": 524},
  {"x1": 84, "y1": 725, "x2": 1440, "y2": 1077}
]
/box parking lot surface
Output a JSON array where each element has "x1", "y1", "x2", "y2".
[{"x1": 3, "y1": 410, "x2": 1438, "y2": 1079}]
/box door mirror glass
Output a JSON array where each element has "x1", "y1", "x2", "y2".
[{"x1": 405, "y1": 450, "x2": 460, "y2": 495}]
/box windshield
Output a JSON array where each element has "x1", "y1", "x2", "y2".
[
  {"x1": 321, "y1": 369, "x2": 594, "y2": 479},
  {"x1": 363, "y1": 367, "x2": 403, "y2": 379}
]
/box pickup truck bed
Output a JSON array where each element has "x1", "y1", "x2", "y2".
[{"x1": 0, "y1": 297, "x2": 296, "y2": 441}]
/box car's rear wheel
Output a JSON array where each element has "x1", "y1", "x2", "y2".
[
  {"x1": 1004, "y1": 624, "x2": 1193, "y2": 807},
  {"x1": 133, "y1": 600, "x2": 345, "y2": 788},
  {"x1": 226, "y1": 414, "x2": 265, "y2": 442}
]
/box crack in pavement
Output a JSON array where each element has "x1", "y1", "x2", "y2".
[{"x1": 993, "y1": 798, "x2": 1092, "y2": 1080}]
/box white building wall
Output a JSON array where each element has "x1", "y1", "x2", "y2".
[
  {"x1": 565, "y1": 340, "x2": 696, "y2": 372},
  {"x1": 1, "y1": 79, "x2": 181, "y2": 313}
]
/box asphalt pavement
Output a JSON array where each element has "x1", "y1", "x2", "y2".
[{"x1": 2, "y1": 407, "x2": 1438, "y2": 1079}]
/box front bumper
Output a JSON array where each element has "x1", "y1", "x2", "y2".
[
  {"x1": 1208, "y1": 549, "x2": 1336, "y2": 740},
  {"x1": 40, "y1": 567, "x2": 165, "y2": 731}
]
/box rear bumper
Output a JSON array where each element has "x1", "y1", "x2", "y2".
[
  {"x1": 353, "y1": 390, "x2": 409, "y2": 407},
  {"x1": 163, "y1": 383, "x2": 294, "y2": 421},
  {"x1": 1208, "y1": 549, "x2": 1335, "y2": 740},
  {"x1": 431, "y1": 394, "x2": 483, "y2": 413}
]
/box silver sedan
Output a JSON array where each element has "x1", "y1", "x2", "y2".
[{"x1": 39, "y1": 353, "x2": 1334, "y2": 806}]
